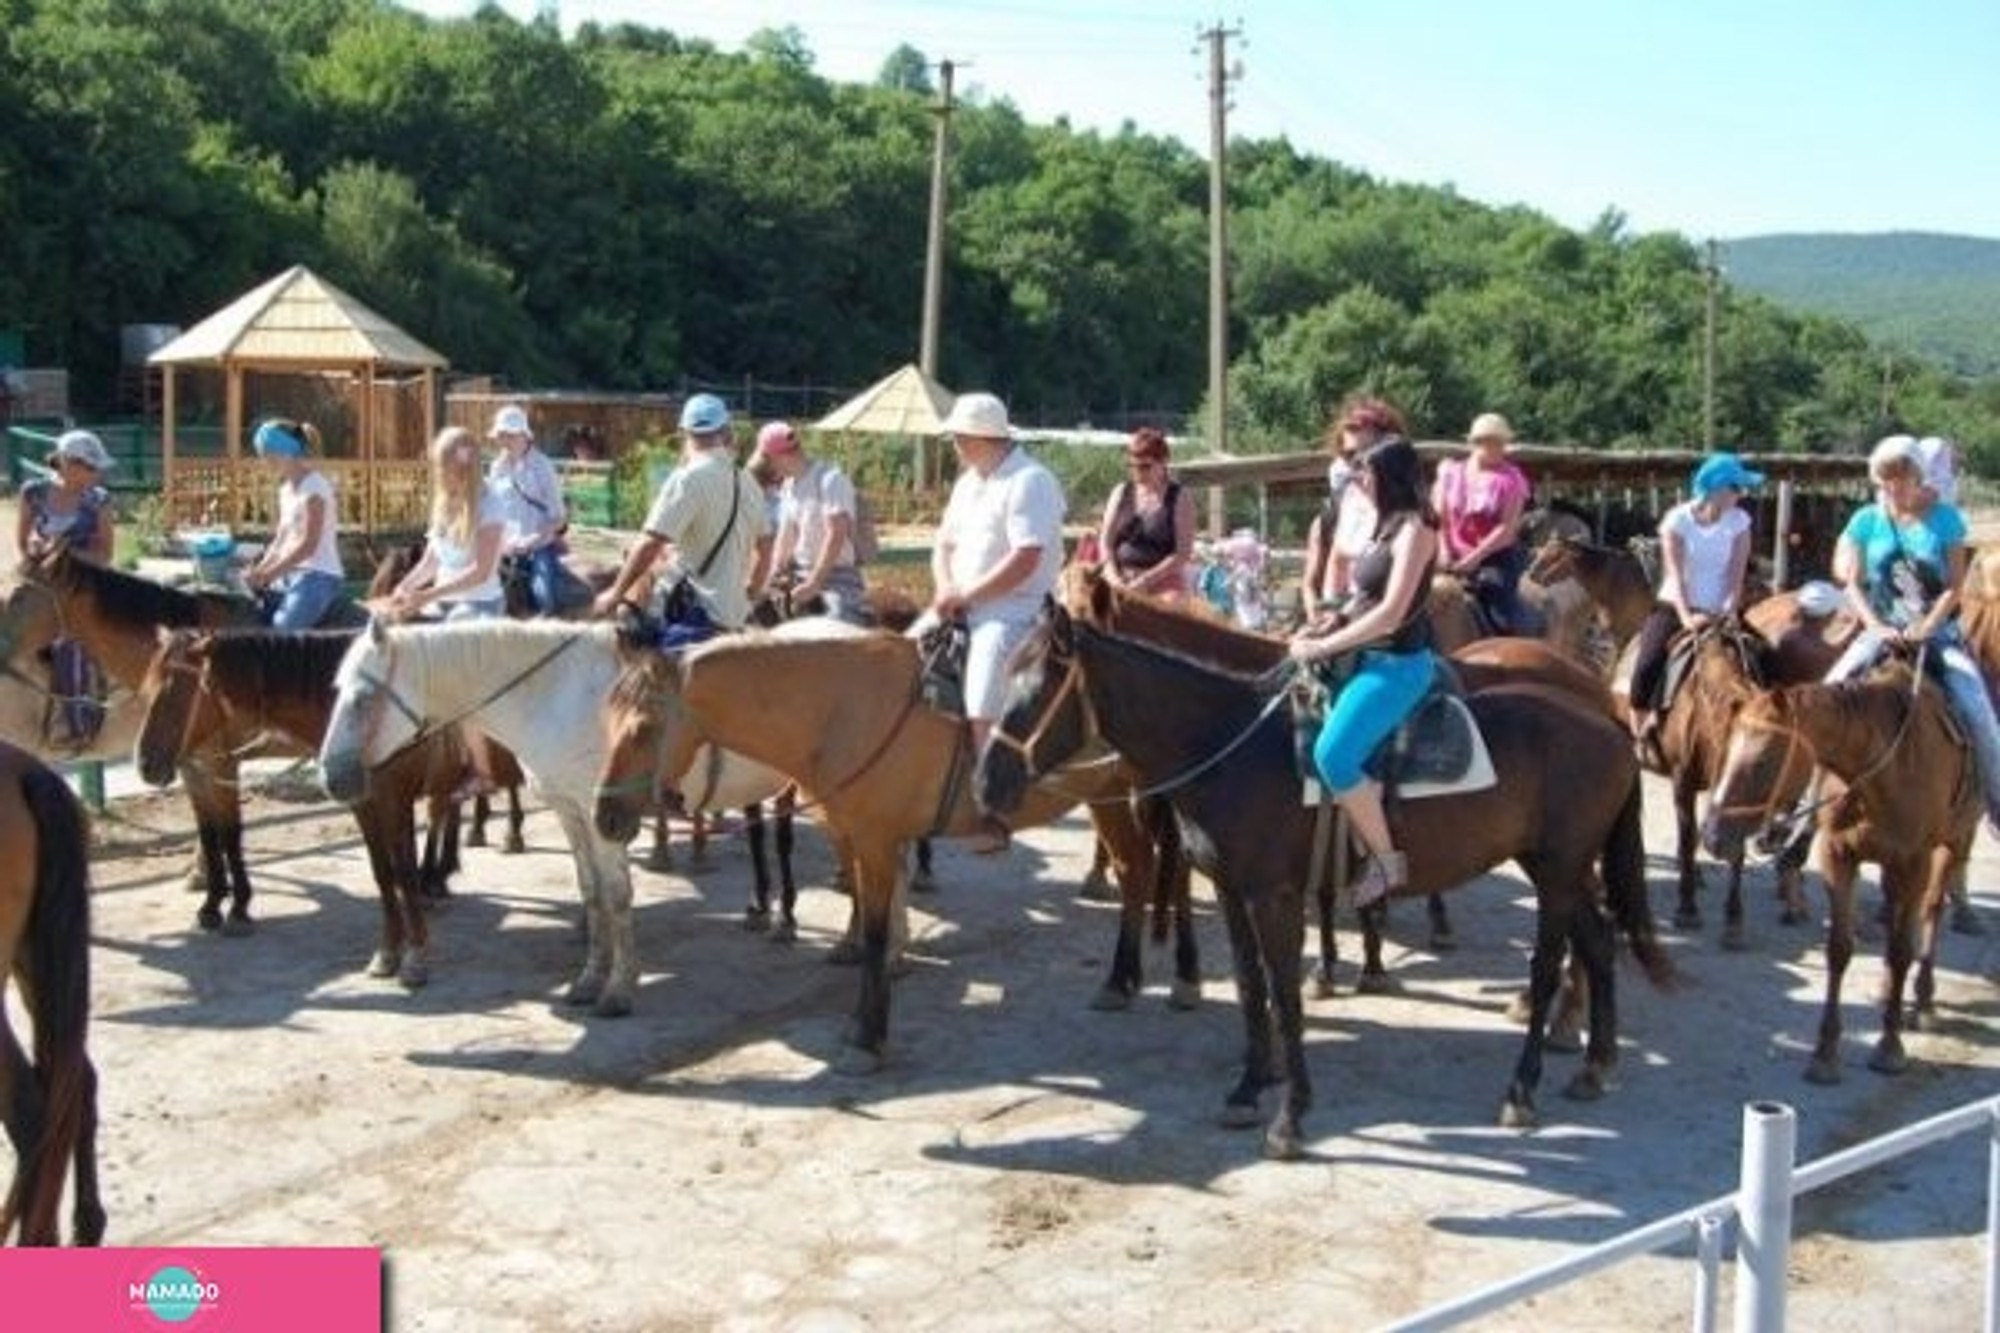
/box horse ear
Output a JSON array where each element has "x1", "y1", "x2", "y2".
[{"x1": 1084, "y1": 567, "x2": 1114, "y2": 620}]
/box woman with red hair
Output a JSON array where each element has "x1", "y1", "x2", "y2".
[
  {"x1": 1095, "y1": 427, "x2": 1198, "y2": 597},
  {"x1": 1300, "y1": 396, "x2": 1407, "y2": 623}
]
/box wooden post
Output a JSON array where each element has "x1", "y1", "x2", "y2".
[
  {"x1": 1772, "y1": 480, "x2": 1794, "y2": 591},
  {"x1": 161, "y1": 367, "x2": 179, "y2": 524},
  {"x1": 224, "y1": 366, "x2": 243, "y2": 527}
]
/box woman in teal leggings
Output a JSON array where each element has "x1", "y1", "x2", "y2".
[{"x1": 1289, "y1": 431, "x2": 1441, "y2": 905}]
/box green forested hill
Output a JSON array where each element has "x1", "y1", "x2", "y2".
[{"x1": 1725, "y1": 232, "x2": 2000, "y2": 377}]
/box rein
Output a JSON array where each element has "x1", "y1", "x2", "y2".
[{"x1": 358, "y1": 627, "x2": 585, "y2": 762}]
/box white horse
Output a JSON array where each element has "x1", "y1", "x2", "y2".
[{"x1": 320, "y1": 619, "x2": 645, "y2": 1015}]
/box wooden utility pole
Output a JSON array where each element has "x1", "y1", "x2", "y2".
[
  {"x1": 1703, "y1": 238, "x2": 1719, "y2": 448},
  {"x1": 1203, "y1": 22, "x2": 1242, "y2": 458},
  {"x1": 919, "y1": 59, "x2": 958, "y2": 383}
]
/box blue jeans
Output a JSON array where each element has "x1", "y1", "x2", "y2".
[
  {"x1": 1828, "y1": 623, "x2": 2000, "y2": 821},
  {"x1": 265, "y1": 569, "x2": 344, "y2": 630},
  {"x1": 1312, "y1": 647, "x2": 1437, "y2": 791},
  {"x1": 522, "y1": 545, "x2": 565, "y2": 616}
]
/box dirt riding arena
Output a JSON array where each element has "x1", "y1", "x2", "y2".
[{"x1": 39, "y1": 766, "x2": 1996, "y2": 1331}]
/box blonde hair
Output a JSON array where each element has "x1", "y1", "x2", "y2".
[{"x1": 428, "y1": 426, "x2": 482, "y2": 546}]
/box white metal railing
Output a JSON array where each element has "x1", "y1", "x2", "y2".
[{"x1": 1380, "y1": 1095, "x2": 2000, "y2": 1333}]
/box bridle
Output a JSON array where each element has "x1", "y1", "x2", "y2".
[{"x1": 346, "y1": 626, "x2": 581, "y2": 765}]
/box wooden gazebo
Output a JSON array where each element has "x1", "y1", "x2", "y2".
[{"x1": 149, "y1": 265, "x2": 448, "y2": 532}]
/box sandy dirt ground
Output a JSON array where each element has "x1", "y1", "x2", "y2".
[{"x1": 34, "y1": 768, "x2": 1997, "y2": 1333}]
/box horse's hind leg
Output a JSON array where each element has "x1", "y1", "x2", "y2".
[
  {"x1": 1079, "y1": 835, "x2": 1117, "y2": 902},
  {"x1": 909, "y1": 838, "x2": 937, "y2": 895},
  {"x1": 503, "y1": 784, "x2": 527, "y2": 855},
  {"x1": 1499, "y1": 902, "x2": 1570, "y2": 1129},
  {"x1": 1215, "y1": 886, "x2": 1277, "y2": 1129},
  {"x1": 220, "y1": 814, "x2": 256, "y2": 937},
  {"x1": 1562, "y1": 896, "x2": 1620, "y2": 1100},
  {"x1": 465, "y1": 793, "x2": 489, "y2": 849},
  {"x1": 1163, "y1": 823, "x2": 1201, "y2": 1010},
  {"x1": 1425, "y1": 891, "x2": 1456, "y2": 952},
  {"x1": 70, "y1": 1057, "x2": 103, "y2": 1246},
  {"x1": 0, "y1": 1020, "x2": 45, "y2": 1242},
  {"x1": 741, "y1": 802, "x2": 774, "y2": 934},
  {"x1": 774, "y1": 793, "x2": 798, "y2": 942},
  {"x1": 1353, "y1": 901, "x2": 1396, "y2": 995}
]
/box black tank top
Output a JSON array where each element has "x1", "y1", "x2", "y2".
[
  {"x1": 1111, "y1": 481, "x2": 1179, "y2": 573},
  {"x1": 1348, "y1": 514, "x2": 1435, "y2": 653}
]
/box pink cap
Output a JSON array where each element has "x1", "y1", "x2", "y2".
[{"x1": 756, "y1": 421, "x2": 800, "y2": 454}]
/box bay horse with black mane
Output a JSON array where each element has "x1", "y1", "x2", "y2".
[
  {"x1": 978, "y1": 573, "x2": 1673, "y2": 1158},
  {"x1": 134, "y1": 626, "x2": 496, "y2": 986},
  {"x1": 0, "y1": 739, "x2": 104, "y2": 1245},
  {"x1": 1702, "y1": 659, "x2": 1979, "y2": 1082}
]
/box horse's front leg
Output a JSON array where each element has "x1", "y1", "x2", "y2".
[
  {"x1": 840, "y1": 837, "x2": 905, "y2": 1071},
  {"x1": 1720, "y1": 850, "x2": 1750, "y2": 952},
  {"x1": 1251, "y1": 888, "x2": 1310, "y2": 1161},
  {"x1": 1672, "y1": 772, "x2": 1705, "y2": 931},
  {"x1": 385, "y1": 792, "x2": 432, "y2": 989},
  {"x1": 1353, "y1": 900, "x2": 1395, "y2": 995},
  {"x1": 1807, "y1": 847, "x2": 1859, "y2": 1084},
  {"x1": 774, "y1": 791, "x2": 799, "y2": 941},
  {"x1": 504, "y1": 783, "x2": 527, "y2": 855},
  {"x1": 1869, "y1": 857, "x2": 1928, "y2": 1074},
  {"x1": 742, "y1": 801, "x2": 774, "y2": 931},
  {"x1": 1088, "y1": 803, "x2": 1156, "y2": 1010},
  {"x1": 562, "y1": 808, "x2": 638, "y2": 1018},
  {"x1": 353, "y1": 801, "x2": 407, "y2": 979},
  {"x1": 1425, "y1": 891, "x2": 1456, "y2": 952},
  {"x1": 1214, "y1": 883, "x2": 1275, "y2": 1127}
]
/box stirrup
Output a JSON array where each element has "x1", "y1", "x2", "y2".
[{"x1": 1349, "y1": 850, "x2": 1407, "y2": 909}]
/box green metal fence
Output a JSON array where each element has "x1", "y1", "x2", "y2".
[{"x1": 5, "y1": 422, "x2": 228, "y2": 494}]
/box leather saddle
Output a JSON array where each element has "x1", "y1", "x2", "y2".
[{"x1": 1292, "y1": 658, "x2": 1496, "y2": 802}]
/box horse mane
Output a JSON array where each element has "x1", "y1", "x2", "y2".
[
  {"x1": 42, "y1": 548, "x2": 246, "y2": 630},
  {"x1": 196, "y1": 629, "x2": 360, "y2": 705},
  {"x1": 1067, "y1": 568, "x2": 1287, "y2": 677},
  {"x1": 339, "y1": 619, "x2": 613, "y2": 708}
]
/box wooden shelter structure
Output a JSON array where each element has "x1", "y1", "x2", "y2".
[
  {"x1": 149, "y1": 266, "x2": 447, "y2": 533},
  {"x1": 814, "y1": 362, "x2": 955, "y2": 490}
]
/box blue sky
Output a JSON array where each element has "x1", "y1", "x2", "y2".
[{"x1": 406, "y1": 0, "x2": 1999, "y2": 242}]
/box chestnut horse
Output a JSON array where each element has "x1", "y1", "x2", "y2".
[
  {"x1": 977, "y1": 580, "x2": 1672, "y2": 1157},
  {"x1": 0, "y1": 740, "x2": 103, "y2": 1245},
  {"x1": 132, "y1": 627, "x2": 493, "y2": 986},
  {"x1": 1701, "y1": 662, "x2": 1978, "y2": 1082},
  {"x1": 589, "y1": 626, "x2": 1185, "y2": 1060}
]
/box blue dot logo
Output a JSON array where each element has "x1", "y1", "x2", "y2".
[{"x1": 142, "y1": 1265, "x2": 208, "y2": 1323}]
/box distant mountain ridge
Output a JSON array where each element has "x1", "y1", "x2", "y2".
[{"x1": 1724, "y1": 231, "x2": 2000, "y2": 377}]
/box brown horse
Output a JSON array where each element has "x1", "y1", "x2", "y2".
[
  {"x1": 0, "y1": 740, "x2": 103, "y2": 1245},
  {"x1": 1424, "y1": 570, "x2": 1604, "y2": 669},
  {"x1": 590, "y1": 625, "x2": 1186, "y2": 1059},
  {"x1": 133, "y1": 627, "x2": 497, "y2": 986},
  {"x1": 1071, "y1": 569, "x2": 1621, "y2": 994},
  {"x1": 977, "y1": 577, "x2": 1673, "y2": 1156},
  {"x1": 1701, "y1": 662, "x2": 1978, "y2": 1082},
  {"x1": 1526, "y1": 535, "x2": 1656, "y2": 652}
]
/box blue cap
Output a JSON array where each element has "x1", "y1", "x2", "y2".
[
  {"x1": 1690, "y1": 452, "x2": 1764, "y2": 499},
  {"x1": 679, "y1": 393, "x2": 731, "y2": 434},
  {"x1": 252, "y1": 420, "x2": 305, "y2": 458}
]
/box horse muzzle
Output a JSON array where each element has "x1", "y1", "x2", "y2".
[{"x1": 321, "y1": 753, "x2": 370, "y2": 804}]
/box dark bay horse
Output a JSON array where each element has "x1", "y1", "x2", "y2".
[
  {"x1": 1526, "y1": 535, "x2": 1656, "y2": 652},
  {"x1": 1069, "y1": 569, "x2": 1621, "y2": 994},
  {"x1": 978, "y1": 579, "x2": 1672, "y2": 1158},
  {"x1": 590, "y1": 626, "x2": 1185, "y2": 1059},
  {"x1": 1701, "y1": 662, "x2": 1978, "y2": 1082},
  {"x1": 0, "y1": 740, "x2": 103, "y2": 1245},
  {"x1": 0, "y1": 548, "x2": 271, "y2": 929},
  {"x1": 134, "y1": 627, "x2": 491, "y2": 986}
]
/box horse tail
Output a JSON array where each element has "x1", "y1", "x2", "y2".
[
  {"x1": 1601, "y1": 774, "x2": 1676, "y2": 991},
  {"x1": 9, "y1": 765, "x2": 96, "y2": 1244}
]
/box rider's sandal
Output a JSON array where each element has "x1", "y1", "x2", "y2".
[{"x1": 1350, "y1": 850, "x2": 1407, "y2": 909}]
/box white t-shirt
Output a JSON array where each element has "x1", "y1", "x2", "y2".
[
  {"x1": 1658, "y1": 500, "x2": 1750, "y2": 613},
  {"x1": 778, "y1": 459, "x2": 859, "y2": 571},
  {"x1": 430, "y1": 488, "x2": 507, "y2": 605},
  {"x1": 276, "y1": 470, "x2": 344, "y2": 578},
  {"x1": 487, "y1": 447, "x2": 565, "y2": 549},
  {"x1": 938, "y1": 445, "x2": 1065, "y2": 627},
  {"x1": 643, "y1": 449, "x2": 769, "y2": 629}
]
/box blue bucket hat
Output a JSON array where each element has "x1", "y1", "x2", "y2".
[
  {"x1": 1690, "y1": 452, "x2": 1764, "y2": 500},
  {"x1": 679, "y1": 393, "x2": 731, "y2": 434},
  {"x1": 252, "y1": 419, "x2": 306, "y2": 459}
]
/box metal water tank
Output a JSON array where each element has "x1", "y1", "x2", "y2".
[{"x1": 120, "y1": 323, "x2": 181, "y2": 364}]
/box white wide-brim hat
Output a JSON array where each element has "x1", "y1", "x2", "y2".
[
  {"x1": 51, "y1": 429, "x2": 114, "y2": 472},
  {"x1": 940, "y1": 392, "x2": 1014, "y2": 439}
]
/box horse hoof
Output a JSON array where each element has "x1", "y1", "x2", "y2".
[
  {"x1": 643, "y1": 851, "x2": 673, "y2": 874},
  {"x1": 221, "y1": 915, "x2": 255, "y2": 938},
  {"x1": 183, "y1": 870, "x2": 207, "y2": 895},
  {"x1": 1076, "y1": 874, "x2": 1118, "y2": 904},
  {"x1": 834, "y1": 1045, "x2": 885, "y2": 1076},
  {"x1": 464, "y1": 825, "x2": 487, "y2": 849},
  {"x1": 1952, "y1": 905, "x2": 1987, "y2": 936},
  {"x1": 196, "y1": 908, "x2": 223, "y2": 932},
  {"x1": 1498, "y1": 1099, "x2": 1538, "y2": 1130},
  {"x1": 1867, "y1": 1044, "x2": 1908, "y2": 1076},
  {"x1": 1672, "y1": 907, "x2": 1702, "y2": 931},
  {"x1": 1721, "y1": 925, "x2": 1750, "y2": 952},
  {"x1": 1261, "y1": 1126, "x2": 1305, "y2": 1161},
  {"x1": 1312, "y1": 975, "x2": 1339, "y2": 1000},
  {"x1": 825, "y1": 941, "x2": 862, "y2": 966},
  {"x1": 563, "y1": 979, "x2": 605, "y2": 1007},
  {"x1": 742, "y1": 907, "x2": 771, "y2": 932},
  {"x1": 366, "y1": 950, "x2": 399, "y2": 979},
  {"x1": 910, "y1": 871, "x2": 939, "y2": 896},
  {"x1": 1428, "y1": 927, "x2": 1457, "y2": 953},
  {"x1": 1219, "y1": 1101, "x2": 1263, "y2": 1130},
  {"x1": 593, "y1": 992, "x2": 634, "y2": 1019},
  {"x1": 1168, "y1": 980, "x2": 1202, "y2": 1011},
  {"x1": 399, "y1": 959, "x2": 430, "y2": 990},
  {"x1": 770, "y1": 920, "x2": 799, "y2": 945},
  {"x1": 1503, "y1": 991, "x2": 1534, "y2": 1025},
  {"x1": 1089, "y1": 987, "x2": 1134, "y2": 1012},
  {"x1": 1560, "y1": 1070, "x2": 1606, "y2": 1102},
  {"x1": 1354, "y1": 971, "x2": 1401, "y2": 997},
  {"x1": 1778, "y1": 907, "x2": 1811, "y2": 927},
  {"x1": 503, "y1": 835, "x2": 526, "y2": 855},
  {"x1": 1803, "y1": 1057, "x2": 1843, "y2": 1086}
]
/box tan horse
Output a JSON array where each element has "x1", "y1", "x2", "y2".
[
  {"x1": 0, "y1": 740, "x2": 103, "y2": 1245},
  {"x1": 1702, "y1": 662, "x2": 1977, "y2": 1082},
  {"x1": 591, "y1": 628, "x2": 1176, "y2": 1062}
]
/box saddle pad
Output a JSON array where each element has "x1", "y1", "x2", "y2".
[{"x1": 1298, "y1": 695, "x2": 1495, "y2": 804}]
